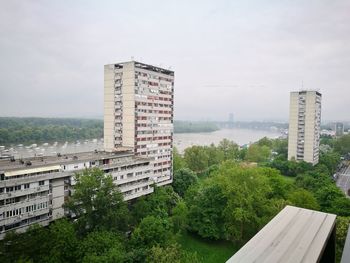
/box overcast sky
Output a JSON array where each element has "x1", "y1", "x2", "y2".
[{"x1": 0, "y1": 0, "x2": 349, "y2": 122}]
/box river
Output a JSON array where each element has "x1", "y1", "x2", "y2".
[
  {"x1": 174, "y1": 128, "x2": 282, "y2": 152},
  {"x1": 0, "y1": 128, "x2": 282, "y2": 158}
]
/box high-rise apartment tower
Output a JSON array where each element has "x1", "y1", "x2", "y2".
[
  {"x1": 335, "y1": 122, "x2": 344, "y2": 137},
  {"x1": 288, "y1": 90, "x2": 322, "y2": 165},
  {"x1": 104, "y1": 61, "x2": 174, "y2": 186}
]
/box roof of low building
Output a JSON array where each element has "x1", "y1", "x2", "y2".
[{"x1": 0, "y1": 148, "x2": 149, "y2": 172}]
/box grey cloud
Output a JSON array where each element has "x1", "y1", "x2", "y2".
[{"x1": 0, "y1": 0, "x2": 349, "y2": 121}]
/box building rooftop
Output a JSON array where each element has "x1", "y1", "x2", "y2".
[
  {"x1": 226, "y1": 206, "x2": 336, "y2": 263},
  {"x1": 107, "y1": 61, "x2": 174, "y2": 76},
  {"x1": 0, "y1": 148, "x2": 143, "y2": 172}
]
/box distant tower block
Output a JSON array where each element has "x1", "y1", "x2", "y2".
[
  {"x1": 288, "y1": 90, "x2": 322, "y2": 165},
  {"x1": 335, "y1": 122, "x2": 344, "y2": 137},
  {"x1": 228, "y1": 113, "x2": 234, "y2": 129}
]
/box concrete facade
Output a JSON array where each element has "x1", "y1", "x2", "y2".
[
  {"x1": 104, "y1": 61, "x2": 174, "y2": 186},
  {"x1": 288, "y1": 91, "x2": 322, "y2": 165}
]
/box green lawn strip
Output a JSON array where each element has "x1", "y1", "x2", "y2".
[
  {"x1": 281, "y1": 175, "x2": 296, "y2": 183},
  {"x1": 177, "y1": 232, "x2": 238, "y2": 263}
]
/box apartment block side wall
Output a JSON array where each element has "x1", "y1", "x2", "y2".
[
  {"x1": 303, "y1": 92, "x2": 316, "y2": 164},
  {"x1": 104, "y1": 65, "x2": 116, "y2": 152},
  {"x1": 288, "y1": 92, "x2": 299, "y2": 161},
  {"x1": 121, "y1": 62, "x2": 136, "y2": 148}
]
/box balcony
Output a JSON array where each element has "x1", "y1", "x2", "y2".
[
  {"x1": 0, "y1": 207, "x2": 50, "y2": 226},
  {"x1": 0, "y1": 196, "x2": 49, "y2": 215},
  {"x1": 119, "y1": 180, "x2": 151, "y2": 193},
  {"x1": 123, "y1": 187, "x2": 153, "y2": 201},
  {"x1": 0, "y1": 185, "x2": 49, "y2": 199},
  {"x1": 226, "y1": 206, "x2": 336, "y2": 263}
]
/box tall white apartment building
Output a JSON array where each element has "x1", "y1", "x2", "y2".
[
  {"x1": 104, "y1": 61, "x2": 174, "y2": 186},
  {"x1": 288, "y1": 90, "x2": 322, "y2": 165}
]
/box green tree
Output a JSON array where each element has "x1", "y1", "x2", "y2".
[
  {"x1": 171, "y1": 200, "x2": 189, "y2": 233},
  {"x1": 47, "y1": 219, "x2": 79, "y2": 262},
  {"x1": 186, "y1": 183, "x2": 227, "y2": 239},
  {"x1": 287, "y1": 189, "x2": 320, "y2": 210},
  {"x1": 130, "y1": 216, "x2": 174, "y2": 249},
  {"x1": 245, "y1": 144, "x2": 271, "y2": 163},
  {"x1": 318, "y1": 151, "x2": 340, "y2": 174},
  {"x1": 131, "y1": 186, "x2": 180, "y2": 223},
  {"x1": 146, "y1": 243, "x2": 200, "y2": 263},
  {"x1": 173, "y1": 168, "x2": 198, "y2": 197},
  {"x1": 173, "y1": 147, "x2": 186, "y2": 173},
  {"x1": 205, "y1": 143, "x2": 225, "y2": 166},
  {"x1": 217, "y1": 165, "x2": 277, "y2": 242},
  {"x1": 218, "y1": 139, "x2": 240, "y2": 160},
  {"x1": 65, "y1": 168, "x2": 130, "y2": 235},
  {"x1": 0, "y1": 224, "x2": 51, "y2": 263},
  {"x1": 184, "y1": 146, "x2": 209, "y2": 173},
  {"x1": 79, "y1": 231, "x2": 126, "y2": 263},
  {"x1": 257, "y1": 137, "x2": 273, "y2": 148},
  {"x1": 271, "y1": 138, "x2": 288, "y2": 159},
  {"x1": 334, "y1": 134, "x2": 350, "y2": 155}
]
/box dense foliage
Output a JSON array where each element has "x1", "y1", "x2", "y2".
[
  {"x1": 0, "y1": 117, "x2": 103, "y2": 144},
  {"x1": 1, "y1": 134, "x2": 349, "y2": 262},
  {"x1": 174, "y1": 121, "x2": 219, "y2": 133},
  {"x1": 65, "y1": 169, "x2": 130, "y2": 235}
]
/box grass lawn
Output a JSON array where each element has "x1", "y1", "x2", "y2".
[{"x1": 177, "y1": 232, "x2": 238, "y2": 263}]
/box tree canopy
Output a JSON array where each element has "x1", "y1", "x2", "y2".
[{"x1": 65, "y1": 168, "x2": 130, "y2": 235}]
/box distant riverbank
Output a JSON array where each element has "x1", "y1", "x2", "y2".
[
  {"x1": 174, "y1": 121, "x2": 219, "y2": 133},
  {"x1": 0, "y1": 118, "x2": 283, "y2": 150},
  {"x1": 174, "y1": 128, "x2": 282, "y2": 153}
]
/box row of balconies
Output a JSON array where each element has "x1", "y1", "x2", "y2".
[
  {"x1": 0, "y1": 184, "x2": 50, "y2": 200},
  {"x1": 124, "y1": 187, "x2": 153, "y2": 201},
  {"x1": 0, "y1": 215, "x2": 51, "y2": 239},
  {"x1": 119, "y1": 180, "x2": 152, "y2": 193},
  {"x1": 0, "y1": 196, "x2": 49, "y2": 215},
  {"x1": 113, "y1": 172, "x2": 151, "y2": 186},
  {"x1": 0, "y1": 207, "x2": 50, "y2": 226}
]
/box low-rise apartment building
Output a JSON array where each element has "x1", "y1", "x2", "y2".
[{"x1": 0, "y1": 149, "x2": 153, "y2": 239}]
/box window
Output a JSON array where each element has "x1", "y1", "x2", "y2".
[
  {"x1": 24, "y1": 184, "x2": 30, "y2": 189},
  {"x1": 6, "y1": 187, "x2": 14, "y2": 193},
  {"x1": 39, "y1": 181, "x2": 44, "y2": 186},
  {"x1": 15, "y1": 185, "x2": 21, "y2": 191}
]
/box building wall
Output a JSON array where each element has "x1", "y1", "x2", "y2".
[
  {"x1": 121, "y1": 62, "x2": 136, "y2": 148},
  {"x1": 288, "y1": 91, "x2": 321, "y2": 165},
  {"x1": 104, "y1": 64, "x2": 116, "y2": 152},
  {"x1": 288, "y1": 92, "x2": 299, "y2": 161},
  {"x1": 304, "y1": 92, "x2": 317, "y2": 163}
]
